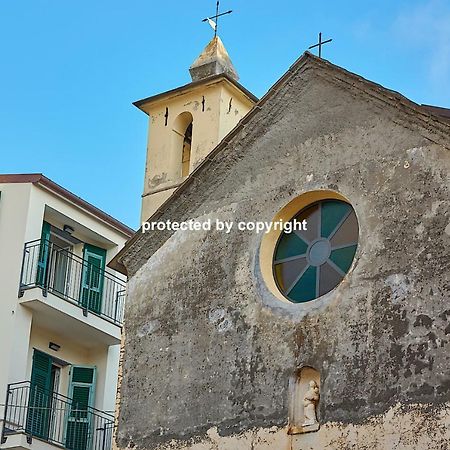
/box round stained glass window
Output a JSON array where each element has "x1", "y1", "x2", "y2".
[{"x1": 273, "y1": 199, "x2": 358, "y2": 303}]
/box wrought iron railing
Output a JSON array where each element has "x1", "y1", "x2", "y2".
[
  {"x1": 1, "y1": 381, "x2": 114, "y2": 450},
  {"x1": 20, "y1": 239, "x2": 126, "y2": 326}
]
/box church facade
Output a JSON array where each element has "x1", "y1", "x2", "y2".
[{"x1": 111, "y1": 38, "x2": 450, "y2": 449}]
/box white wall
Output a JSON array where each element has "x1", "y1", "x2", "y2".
[
  {"x1": 0, "y1": 180, "x2": 129, "y2": 419},
  {"x1": 0, "y1": 183, "x2": 34, "y2": 418}
]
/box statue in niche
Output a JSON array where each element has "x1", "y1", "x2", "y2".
[
  {"x1": 288, "y1": 367, "x2": 320, "y2": 435},
  {"x1": 302, "y1": 380, "x2": 320, "y2": 426}
]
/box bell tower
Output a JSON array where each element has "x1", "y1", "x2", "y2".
[{"x1": 135, "y1": 36, "x2": 258, "y2": 222}]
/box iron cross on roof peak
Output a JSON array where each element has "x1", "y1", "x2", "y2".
[
  {"x1": 309, "y1": 32, "x2": 333, "y2": 58},
  {"x1": 202, "y1": 0, "x2": 233, "y2": 38}
]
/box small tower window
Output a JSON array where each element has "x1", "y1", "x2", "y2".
[{"x1": 182, "y1": 122, "x2": 192, "y2": 178}]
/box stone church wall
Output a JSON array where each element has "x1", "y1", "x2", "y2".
[{"x1": 116, "y1": 63, "x2": 450, "y2": 449}]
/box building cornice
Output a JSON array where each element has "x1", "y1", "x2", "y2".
[
  {"x1": 133, "y1": 74, "x2": 259, "y2": 114},
  {"x1": 0, "y1": 173, "x2": 134, "y2": 238}
]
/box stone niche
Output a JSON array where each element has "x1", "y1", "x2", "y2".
[{"x1": 288, "y1": 366, "x2": 320, "y2": 434}]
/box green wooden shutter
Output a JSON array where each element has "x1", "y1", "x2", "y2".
[
  {"x1": 36, "y1": 221, "x2": 51, "y2": 286},
  {"x1": 66, "y1": 366, "x2": 96, "y2": 450},
  {"x1": 80, "y1": 244, "x2": 106, "y2": 314},
  {"x1": 26, "y1": 350, "x2": 52, "y2": 439}
]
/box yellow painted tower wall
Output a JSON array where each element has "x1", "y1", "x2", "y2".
[{"x1": 139, "y1": 78, "x2": 255, "y2": 222}]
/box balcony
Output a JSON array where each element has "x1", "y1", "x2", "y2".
[
  {"x1": 20, "y1": 240, "x2": 125, "y2": 325},
  {"x1": 18, "y1": 240, "x2": 126, "y2": 346},
  {"x1": 1, "y1": 381, "x2": 114, "y2": 450}
]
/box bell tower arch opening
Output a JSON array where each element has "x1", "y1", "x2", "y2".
[
  {"x1": 172, "y1": 112, "x2": 194, "y2": 179},
  {"x1": 182, "y1": 122, "x2": 193, "y2": 178}
]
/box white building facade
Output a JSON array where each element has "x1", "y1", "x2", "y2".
[{"x1": 0, "y1": 174, "x2": 133, "y2": 450}]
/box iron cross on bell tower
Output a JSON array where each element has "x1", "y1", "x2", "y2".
[{"x1": 202, "y1": 0, "x2": 233, "y2": 37}]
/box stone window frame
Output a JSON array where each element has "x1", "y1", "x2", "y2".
[
  {"x1": 259, "y1": 190, "x2": 360, "y2": 305},
  {"x1": 273, "y1": 199, "x2": 358, "y2": 303}
]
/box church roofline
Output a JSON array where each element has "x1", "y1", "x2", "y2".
[
  {"x1": 109, "y1": 51, "x2": 450, "y2": 276},
  {"x1": 420, "y1": 104, "x2": 450, "y2": 122},
  {"x1": 133, "y1": 73, "x2": 259, "y2": 114}
]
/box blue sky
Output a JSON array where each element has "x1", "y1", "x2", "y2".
[{"x1": 1, "y1": 0, "x2": 449, "y2": 229}]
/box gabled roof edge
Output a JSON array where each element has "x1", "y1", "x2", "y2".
[{"x1": 110, "y1": 51, "x2": 450, "y2": 276}]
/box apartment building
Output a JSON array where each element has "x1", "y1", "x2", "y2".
[{"x1": 0, "y1": 174, "x2": 133, "y2": 450}]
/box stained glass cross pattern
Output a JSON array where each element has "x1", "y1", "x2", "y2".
[{"x1": 273, "y1": 199, "x2": 358, "y2": 303}]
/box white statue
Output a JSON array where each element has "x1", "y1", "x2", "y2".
[{"x1": 302, "y1": 380, "x2": 319, "y2": 426}]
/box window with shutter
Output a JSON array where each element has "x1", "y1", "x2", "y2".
[
  {"x1": 80, "y1": 244, "x2": 106, "y2": 315},
  {"x1": 26, "y1": 350, "x2": 52, "y2": 439},
  {"x1": 66, "y1": 366, "x2": 96, "y2": 450},
  {"x1": 36, "y1": 221, "x2": 51, "y2": 287}
]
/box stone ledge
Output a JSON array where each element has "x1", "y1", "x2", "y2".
[{"x1": 288, "y1": 423, "x2": 320, "y2": 435}]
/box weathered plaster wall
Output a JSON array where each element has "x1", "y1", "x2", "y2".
[
  {"x1": 116, "y1": 402, "x2": 450, "y2": 449},
  {"x1": 117, "y1": 60, "x2": 450, "y2": 449}
]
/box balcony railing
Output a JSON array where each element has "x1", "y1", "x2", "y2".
[
  {"x1": 19, "y1": 239, "x2": 126, "y2": 326},
  {"x1": 1, "y1": 381, "x2": 114, "y2": 450}
]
